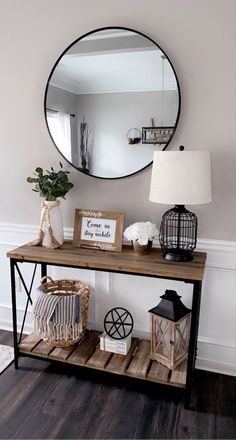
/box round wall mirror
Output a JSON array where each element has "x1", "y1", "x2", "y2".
[{"x1": 44, "y1": 27, "x2": 181, "y2": 179}]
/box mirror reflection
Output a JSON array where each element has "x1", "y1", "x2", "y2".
[{"x1": 45, "y1": 27, "x2": 180, "y2": 179}]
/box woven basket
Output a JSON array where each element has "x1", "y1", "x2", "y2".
[{"x1": 34, "y1": 276, "x2": 90, "y2": 347}]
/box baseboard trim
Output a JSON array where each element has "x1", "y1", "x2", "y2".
[
  {"x1": 0, "y1": 318, "x2": 33, "y2": 335},
  {"x1": 0, "y1": 302, "x2": 33, "y2": 335},
  {"x1": 0, "y1": 221, "x2": 235, "y2": 258},
  {"x1": 198, "y1": 335, "x2": 236, "y2": 348},
  {"x1": 196, "y1": 357, "x2": 236, "y2": 377}
]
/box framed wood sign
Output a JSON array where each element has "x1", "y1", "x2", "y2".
[{"x1": 73, "y1": 209, "x2": 125, "y2": 252}]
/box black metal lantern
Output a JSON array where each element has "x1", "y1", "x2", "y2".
[
  {"x1": 159, "y1": 205, "x2": 197, "y2": 261},
  {"x1": 149, "y1": 290, "x2": 191, "y2": 370}
]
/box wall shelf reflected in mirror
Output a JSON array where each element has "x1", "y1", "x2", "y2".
[{"x1": 44, "y1": 26, "x2": 181, "y2": 179}]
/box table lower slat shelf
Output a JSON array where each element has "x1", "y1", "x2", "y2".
[{"x1": 19, "y1": 330, "x2": 187, "y2": 388}]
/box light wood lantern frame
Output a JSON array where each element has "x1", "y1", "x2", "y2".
[{"x1": 150, "y1": 311, "x2": 191, "y2": 370}]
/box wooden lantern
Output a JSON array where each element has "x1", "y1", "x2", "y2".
[{"x1": 149, "y1": 290, "x2": 191, "y2": 370}]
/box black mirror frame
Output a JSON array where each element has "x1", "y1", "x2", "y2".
[{"x1": 44, "y1": 26, "x2": 181, "y2": 180}]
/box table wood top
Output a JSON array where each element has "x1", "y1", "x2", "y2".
[{"x1": 7, "y1": 241, "x2": 207, "y2": 281}]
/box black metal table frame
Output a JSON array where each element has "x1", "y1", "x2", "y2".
[{"x1": 9, "y1": 257, "x2": 202, "y2": 410}]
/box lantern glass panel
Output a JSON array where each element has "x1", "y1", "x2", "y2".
[
  {"x1": 156, "y1": 319, "x2": 171, "y2": 359},
  {"x1": 174, "y1": 314, "x2": 191, "y2": 362}
]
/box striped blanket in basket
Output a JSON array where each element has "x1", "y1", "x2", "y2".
[{"x1": 33, "y1": 291, "x2": 82, "y2": 341}]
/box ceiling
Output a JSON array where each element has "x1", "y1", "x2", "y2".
[{"x1": 49, "y1": 29, "x2": 177, "y2": 95}]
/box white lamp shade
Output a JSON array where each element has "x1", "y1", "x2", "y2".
[{"x1": 149, "y1": 150, "x2": 212, "y2": 205}]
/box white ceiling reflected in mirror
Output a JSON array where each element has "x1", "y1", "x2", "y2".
[{"x1": 45, "y1": 27, "x2": 181, "y2": 179}]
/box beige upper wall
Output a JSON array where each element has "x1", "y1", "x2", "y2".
[{"x1": 0, "y1": 0, "x2": 235, "y2": 240}]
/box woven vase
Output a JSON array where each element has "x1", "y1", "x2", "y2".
[
  {"x1": 41, "y1": 200, "x2": 64, "y2": 248},
  {"x1": 132, "y1": 240, "x2": 152, "y2": 255}
]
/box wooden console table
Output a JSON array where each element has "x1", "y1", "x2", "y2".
[{"x1": 7, "y1": 241, "x2": 207, "y2": 409}]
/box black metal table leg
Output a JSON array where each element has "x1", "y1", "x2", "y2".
[
  {"x1": 185, "y1": 280, "x2": 202, "y2": 409},
  {"x1": 10, "y1": 259, "x2": 41, "y2": 367},
  {"x1": 41, "y1": 263, "x2": 47, "y2": 279},
  {"x1": 10, "y1": 259, "x2": 18, "y2": 369},
  {"x1": 18, "y1": 263, "x2": 37, "y2": 344}
]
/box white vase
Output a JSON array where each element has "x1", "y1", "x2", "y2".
[{"x1": 40, "y1": 200, "x2": 64, "y2": 248}]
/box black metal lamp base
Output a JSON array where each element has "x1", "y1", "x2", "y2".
[
  {"x1": 159, "y1": 205, "x2": 198, "y2": 262},
  {"x1": 163, "y1": 249, "x2": 193, "y2": 262}
]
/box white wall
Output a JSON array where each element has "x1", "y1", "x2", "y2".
[
  {"x1": 48, "y1": 86, "x2": 178, "y2": 177},
  {"x1": 0, "y1": 0, "x2": 235, "y2": 239},
  {"x1": 0, "y1": 0, "x2": 235, "y2": 375},
  {"x1": 76, "y1": 90, "x2": 178, "y2": 177},
  {"x1": 47, "y1": 85, "x2": 77, "y2": 115}
]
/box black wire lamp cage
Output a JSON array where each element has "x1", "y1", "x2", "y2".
[
  {"x1": 149, "y1": 147, "x2": 212, "y2": 262},
  {"x1": 159, "y1": 205, "x2": 198, "y2": 261}
]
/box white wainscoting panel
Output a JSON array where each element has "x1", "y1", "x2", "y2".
[{"x1": 0, "y1": 222, "x2": 235, "y2": 376}]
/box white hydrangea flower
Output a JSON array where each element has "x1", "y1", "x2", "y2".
[{"x1": 124, "y1": 221, "x2": 158, "y2": 245}]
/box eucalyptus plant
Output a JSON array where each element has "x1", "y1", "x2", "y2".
[{"x1": 27, "y1": 163, "x2": 73, "y2": 201}]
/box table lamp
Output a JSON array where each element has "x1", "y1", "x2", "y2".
[{"x1": 149, "y1": 147, "x2": 212, "y2": 261}]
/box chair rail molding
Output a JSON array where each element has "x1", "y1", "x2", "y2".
[{"x1": 0, "y1": 222, "x2": 235, "y2": 376}]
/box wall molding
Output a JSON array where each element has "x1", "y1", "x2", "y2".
[
  {"x1": 0, "y1": 302, "x2": 33, "y2": 335},
  {"x1": 196, "y1": 357, "x2": 236, "y2": 377},
  {"x1": 0, "y1": 221, "x2": 235, "y2": 266},
  {"x1": 198, "y1": 335, "x2": 236, "y2": 349},
  {"x1": 0, "y1": 221, "x2": 235, "y2": 376}
]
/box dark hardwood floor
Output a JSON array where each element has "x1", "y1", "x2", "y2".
[{"x1": 0, "y1": 330, "x2": 235, "y2": 439}]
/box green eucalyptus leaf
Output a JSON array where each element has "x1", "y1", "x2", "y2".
[
  {"x1": 27, "y1": 177, "x2": 39, "y2": 183},
  {"x1": 63, "y1": 182, "x2": 74, "y2": 190},
  {"x1": 35, "y1": 167, "x2": 43, "y2": 174},
  {"x1": 27, "y1": 165, "x2": 73, "y2": 200},
  {"x1": 57, "y1": 171, "x2": 68, "y2": 181}
]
